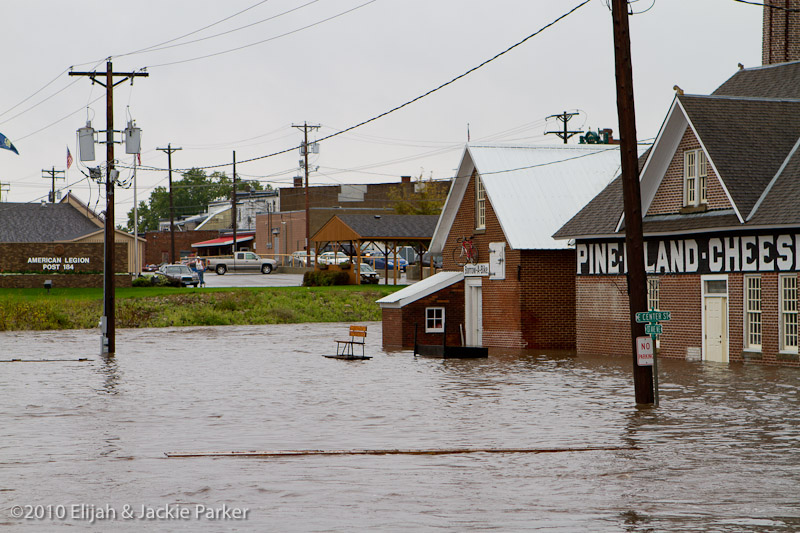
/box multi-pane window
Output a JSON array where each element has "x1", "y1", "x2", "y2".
[
  {"x1": 647, "y1": 277, "x2": 660, "y2": 311},
  {"x1": 425, "y1": 307, "x2": 445, "y2": 333},
  {"x1": 745, "y1": 275, "x2": 762, "y2": 349},
  {"x1": 476, "y1": 174, "x2": 486, "y2": 230},
  {"x1": 684, "y1": 149, "x2": 708, "y2": 206},
  {"x1": 647, "y1": 277, "x2": 660, "y2": 347},
  {"x1": 781, "y1": 275, "x2": 798, "y2": 352}
]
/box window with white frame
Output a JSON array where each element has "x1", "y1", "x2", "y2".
[
  {"x1": 425, "y1": 307, "x2": 445, "y2": 333},
  {"x1": 745, "y1": 275, "x2": 762, "y2": 350},
  {"x1": 781, "y1": 275, "x2": 798, "y2": 353},
  {"x1": 647, "y1": 277, "x2": 661, "y2": 348},
  {"x1": 684, "y1": 149, "x2": 708, "y2": 207},
  {"x1": 475, "y1": 174, "x2": 486, "y2": 230}
]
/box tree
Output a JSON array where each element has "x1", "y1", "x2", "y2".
[
  {"x1": 390, "y1": 173, "x2": 449, "y2": 215},
  {"x1": 125, "y1": 168, "x2": 267, "y2": 231}
]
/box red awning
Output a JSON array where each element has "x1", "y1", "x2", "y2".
[{"x1": 191, "y1": 234, "x2": 254, "y2": 248}]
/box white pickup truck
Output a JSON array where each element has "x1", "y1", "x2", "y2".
[{"x1": 206, "y1": 251, "x2": 278, "y2": 275}]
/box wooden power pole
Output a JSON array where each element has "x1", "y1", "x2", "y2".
[
  {"x1": 545, "y1": 111, "x2": 583, "y2": 144},
  {"x1": 611, "y1": 0, "x2": 654, "y2": 404},
  {"x1": 157, "y1": 144, "x2": 182, "y2": 263},
  {"x1": 70, "y1": 60, "x2": 148, "y2": 356},
  {"x1": 42, "y1": 167, "x2": 65, "y2": 202},
  {"x1": 292, "y1": 122, "x2": 320, "y2": 252}
]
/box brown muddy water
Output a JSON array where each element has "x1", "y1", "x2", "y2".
[{"x1": 1, "y1": 322, "x2": 800, "y2": 531}]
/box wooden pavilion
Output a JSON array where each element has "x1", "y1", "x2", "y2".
[{"x1": 310, "y1": 214, "x2": 439, "y2": 284}]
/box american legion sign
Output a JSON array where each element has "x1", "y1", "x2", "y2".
[
  {"x1": 0, "y1": 242, "x2": 130, "y2": 288},
  {"x1": 577, "y1": 231, "x2": 800, "y2": 275}
]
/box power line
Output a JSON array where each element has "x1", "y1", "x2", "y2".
[
  {"x1": 730, "y1": 0, "x2": 800, "y2": 11},
  {"x1": 120, "y1": 0, "x2": 322, "y2": 58},
  {"x1": 146, "y1": 0, "x2": 379, "y2": 69},
  {"x1": 113, "y1": 0, "x2": 274, "y2": 59},
  {"x1": 138, "y1": 0, "x2": 592, "y2": 174}
]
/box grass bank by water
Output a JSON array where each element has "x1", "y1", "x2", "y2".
[{"x1": 0, "y1": 285, "x2": 402, "y2": 331}]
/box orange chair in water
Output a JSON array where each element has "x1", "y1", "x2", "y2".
[{"x1": 333, "y1": 325, "x2": 369, "y2": 359}]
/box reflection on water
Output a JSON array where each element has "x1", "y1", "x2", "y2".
[{"x1": 1, "y1": 323, "x2": 800, "y2": 531}]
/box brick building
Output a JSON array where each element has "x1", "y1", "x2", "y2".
[
  {"x1": 555, "y1": 61, "x2": 800, "y2": 366},
  {"x1": 255, "y1": 178, "x2": 450, "y2": 259},
  {"x1": 379, "y1": 144, "x2": 629, "y2": 350}
]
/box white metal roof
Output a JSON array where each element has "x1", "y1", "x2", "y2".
[
  {"x1": 376, "y1": 271, "x2": 464, "y2": 308},
  {"x1": 432, "y1": 144, "x2": 631, "y2": 251}
]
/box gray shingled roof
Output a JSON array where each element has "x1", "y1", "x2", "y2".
[
  {"x1": 679, "y1": 95, "x2": 800, "y2": 219},
  {"x1": 337, "y1": 214, "x2": 439, "y2": 240},
  {"x1": 748, "y1": 147, "x2": 800, "y2": 226},
  {"x1": 0, "y1": 202, "x2": 101, "y2": 242},
  {"x1": 713, "y1": 61, "x2": 800, "y2": 99}
]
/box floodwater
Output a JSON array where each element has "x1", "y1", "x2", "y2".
[{"x1": 1, "y1": 323, "x2": 800, "y2": 532}]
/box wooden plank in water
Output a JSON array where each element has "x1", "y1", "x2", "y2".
[
  {"x1": 165, "y1": 445, "x2": 638, "y2": 458},
  {"x1": 0, "y1": 358, "x2": 90, "y2": 363}
]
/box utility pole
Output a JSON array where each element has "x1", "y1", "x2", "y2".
[
  {"x1": 70, "y1": 60, "x2": 148, "y2": 356},
  {"x1": 157, "y1": 144, "x2": 182, "y2": 263},
  {"x1": 232, "y1": 151, "x2": 237, "y2": 261},
  {"x1": 292, "y1": 122, "x2": 320, "y2": 252},
  {"x1": 611, "y1": 0, "x2": 654, "y2": 405},
  {"x1": 42, "y1": 167, "x2": 65, "y2": 202},
  {"x1": 545, "y1": 111, "x2": 583, "y2": 144}
]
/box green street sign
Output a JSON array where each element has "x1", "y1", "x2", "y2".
[
  {"x1": 645, "y1": 324, "x2": 663, "y2": 335},
  {"x1": 636, "y1": 311, "x2": 671, "y2": 323}
]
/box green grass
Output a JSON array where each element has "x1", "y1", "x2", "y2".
[{"x1": 0, "y1": 285, "x2": 403, "y2": 331}]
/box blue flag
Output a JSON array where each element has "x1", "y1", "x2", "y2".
[{"x1": 0, "y1": 132, "x2": 19, "y2": 155}]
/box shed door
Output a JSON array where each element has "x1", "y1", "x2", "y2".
[{"x1": 465, "y1": 278, "x2": 483, "y2": 346}]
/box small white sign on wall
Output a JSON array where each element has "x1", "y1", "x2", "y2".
[
  {"x1": 489, "y1": 242, "x2": 506, "y2": 280},
  {"x1": 464, "y1": 263, "x2": 490, "y2": 276}
]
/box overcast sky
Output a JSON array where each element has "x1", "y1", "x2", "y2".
[{"x1": 0, "y1": 0, "x2": 762, "y2": 227}]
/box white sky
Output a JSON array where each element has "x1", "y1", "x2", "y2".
[{"x1": 0, "y1": 0, "x2": 762, "y2": 227}]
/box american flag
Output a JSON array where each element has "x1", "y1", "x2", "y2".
[{"x1": 66, "y1": 146, "x2": 73, "y2": 169}]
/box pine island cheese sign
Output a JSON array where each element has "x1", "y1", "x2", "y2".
[
  {"x1": 27, "y1": 256, "x2": 91, "y2": 271},
  {"x1": 576, "y1": 232, "x2": 800, "y2": 275}
]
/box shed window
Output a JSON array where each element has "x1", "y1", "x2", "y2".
[{"x1": 425, "y1": 307, "x2": 445, "y2": 333}]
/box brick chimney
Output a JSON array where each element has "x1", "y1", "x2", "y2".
[
  {"x1": 401, "y1": 175, "x2": 412, "y2": 184},
  {"x1": 763, "y1": 0, "x2": 800, "y2": 64}
]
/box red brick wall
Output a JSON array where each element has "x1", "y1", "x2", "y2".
[
  {"x1": 520, "y1": 250, "x2": 576, "y2": 349},
  {"x1": 647, "y1": 130, "x2": 729, "y2": 215},
  {"x1": 576, "y1": 275, "x2": 631, "y2": 356},
  {"x1": 145, "y1": 230, "x2": 219, "y2": 265},
  {"x1": 576, "y1": 272, "x2": 800, "y2": 366},
  {"x1": 763, "y1": 1, "x2": 800, "y2": 64}
]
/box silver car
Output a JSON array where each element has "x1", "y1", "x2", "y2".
[{"x1": 158, "y1": 264, "x2": 200, "y2": 287}]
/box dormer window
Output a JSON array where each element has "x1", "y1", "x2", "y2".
[
  {"x1": 476, "y1": 174, "x2": 486, "y2": 230},
  {"x1": 684, "y1": 149, "x2": 708, "y2": 207}
]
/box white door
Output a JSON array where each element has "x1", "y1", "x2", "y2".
[
  {"x1": 465, "y1": 279, "x2": 483, "y2": 346},
  {"x1": 704, "y1": 296, "x2": 728, "y2": 363}
]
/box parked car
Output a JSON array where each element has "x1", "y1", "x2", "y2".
[
  {"x1": 363, "y1": 254, "x2": 408, "y2": 272},
  {"x1": 317, "y1": 251, "x2": 350, "y2": 265},
  {"x1": 359, "y1": 263, "x2": 380, "y2": 284},
  {"x1": 157, "y1": 264, "x2": 200, "y2": 287},
  {"x1": 421, "y1": 252, "x2": 443, "y2": 269},
  {"x1": 291, "y1": 251, "x2": 316, "y2": 266}
]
